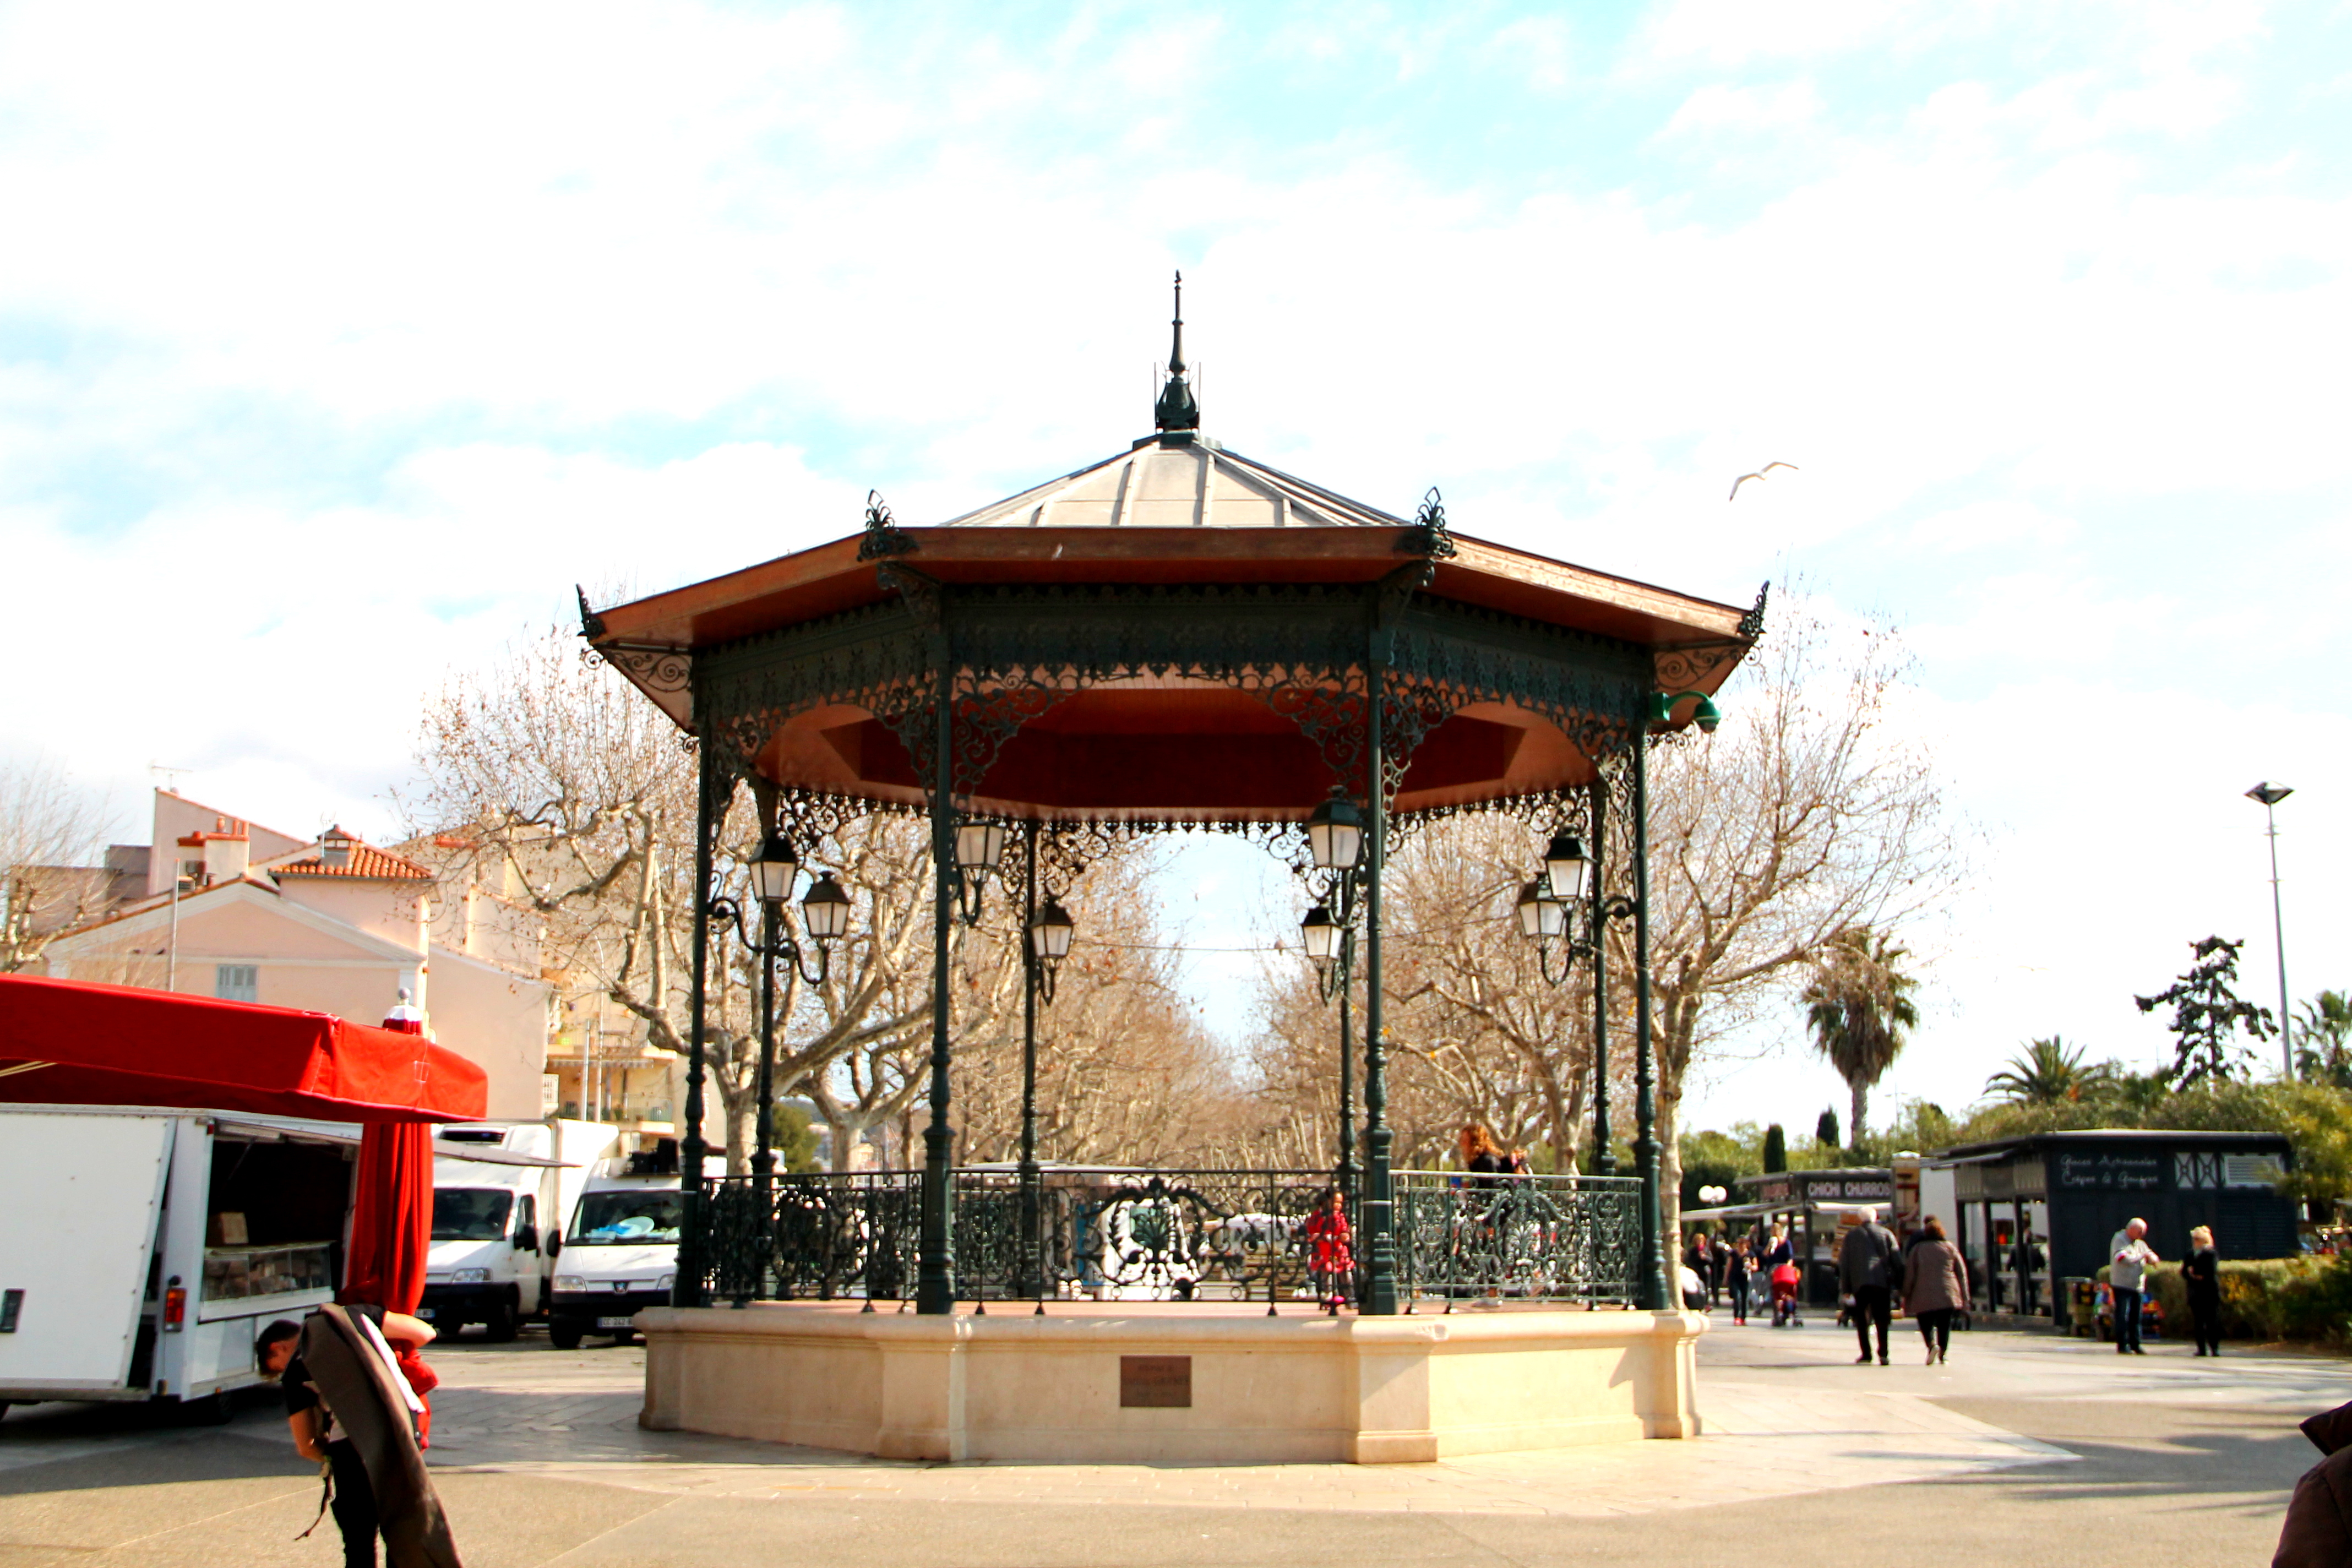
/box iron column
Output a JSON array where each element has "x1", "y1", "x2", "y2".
[
  {"x1": 1630, "y1": 733, "x2": 1667, "y2": 1313},
  {"x1": 1361, "y1": 656, "x2": 1397, "y2": 1315},
  {"x1": 673, "y1": 743, "x2": 725, "y2": 1309},
  {"x1": 1018, "y1": 821, "x2": 1043, "y2": 1302},
  {"x1": 916, "y1": 660, "x2": 958, "y2": 1315},
  {"x1": 1588, "y1": 776, "x2": 1615, "y2": 1177}
]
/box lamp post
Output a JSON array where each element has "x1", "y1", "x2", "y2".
[
  {"x1": 1016, "y1": 820, "x2": 1074, "y2": 1306},
  {"x1": 2247, "y1": 782, "x2": 2295, "y2": 1080},
  {"x1": 1298, "y1": 793, "x2": 1365, "y2": 1202},
  {"x1": 707, "y1": 830, "x2": 851, "y2": 1302},
  {"x1": 1512, "y1": 830, "x2": 1634, "y2": 1172},
  {"x1": 953, "y1": 818, "x2": 1009, "y2": 924}
]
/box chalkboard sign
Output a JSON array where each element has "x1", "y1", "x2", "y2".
[{"x1": 2056, "y1": 1153, "x2": 2163, "y2": 1191}]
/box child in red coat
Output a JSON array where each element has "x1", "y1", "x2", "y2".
[{"x1": 1306, "y1": 1186, "x2": 1354, "y2": 1312}]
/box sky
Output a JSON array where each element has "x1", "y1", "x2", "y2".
[{"x1": 4, "y1": 0, "x2": 2347, "y2": 1136}]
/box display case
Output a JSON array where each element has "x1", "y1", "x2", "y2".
[{"x1": 201, "y1": 1242, "x2": 334, "y2": 1303}]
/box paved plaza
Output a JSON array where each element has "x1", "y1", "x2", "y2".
[{"x1": 1, "y1": 1314, "x2": 2335, "y2": 1566}]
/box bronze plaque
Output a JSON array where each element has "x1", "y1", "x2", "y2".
[{"x1": 1119, "y1": 1355, "x2": 1192, "y2": 1408}]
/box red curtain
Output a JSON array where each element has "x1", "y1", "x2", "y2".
[{"x1": 344, "y1": 1121, "x2": 433, "y2": 1315}]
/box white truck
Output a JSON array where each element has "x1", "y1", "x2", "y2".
[
  {"x1": 422, "y1": 1120, "x2": 621, "y2": 1341},
  {"x1": 0, "y1": 1104, "x2": 360, "y2": 1423},
  {"x1": 546, "y1": 1145, "x2": 722, "y2": 1349}
]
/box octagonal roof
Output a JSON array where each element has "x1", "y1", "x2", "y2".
[{"x1": 940, "y1": 433, "x2": 1405, "y2": 531}]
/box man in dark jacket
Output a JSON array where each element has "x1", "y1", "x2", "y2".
[
  {"x1": 1838, "y1": 1215, "x2": 1901, "y2": 1366},
  {"x1": 2275, "y1": 1401, "x2": 2352, "y2": 1565},
  {"x1": 260, "y1": 1304, "x2": 462, "y2": 1568}
]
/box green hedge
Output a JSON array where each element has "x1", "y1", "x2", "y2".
[{"x1": 2115, "y1": 1257, "x2": 2352, "y2": 1343}]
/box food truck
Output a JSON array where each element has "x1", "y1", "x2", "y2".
[
  {"x1": 0, "y1": 974, "x2": 488, "y2": 1423},
  {"x1": 0, "y1": 1105, "x2": 361, "y2": 1420}
]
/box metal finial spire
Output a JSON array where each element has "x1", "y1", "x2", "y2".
[
  {"x1": 1168, "y1": 271, "x2": 1185, "y2": 374},
  {"x1": 1153, "y1": 270, "x2": 1199, "y2": 433}
]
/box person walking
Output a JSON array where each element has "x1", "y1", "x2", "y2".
[
  {"x1": 1726, "y1": 1236, "x2": 1754, "y2": 1325},
  {"x1": 1839, "y1": 1212, "x2": 1901, "y2": 1365},
  {"x1": 2109, "y1": 1217, "x2": 2159, "y2": 1354},
  {"x1": 1684, "y1": 1229, "x2": 1714, "y2": 1310},
  {"x1": 1899, "y1": 1217, "x2": 1970, "y2": 1365},
  {"x1": 2183, "y1": 1224, "x2": 2223, "y2": 1357}
]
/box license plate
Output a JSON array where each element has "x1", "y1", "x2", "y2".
[{"x1": 596, "y1": 1315, "x2": 635, "y2": 1329}]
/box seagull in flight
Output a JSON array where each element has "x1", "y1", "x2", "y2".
[{"x1": 1728, "y1": 462, "x2": 1798, "y2": 501}]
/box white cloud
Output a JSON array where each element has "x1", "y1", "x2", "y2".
[{"x1": 3, "y1": 0, "x2": 2347, "y2": 1142}]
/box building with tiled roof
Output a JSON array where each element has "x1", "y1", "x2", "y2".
[{"x1": 40, "y1": 791, "x2": 555, "y2": 1120}]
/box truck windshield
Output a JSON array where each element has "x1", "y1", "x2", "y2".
[
  {"x1": 570, "y1": 1190, "x2": 684, "y2": 1244},
  {"x1": 432, "y1": 1189, "x2": 514, "y2": 1242}
]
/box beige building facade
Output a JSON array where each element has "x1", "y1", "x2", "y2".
[{"x1": 43, "y1": 792, "x2": 555, "y2": 1120}]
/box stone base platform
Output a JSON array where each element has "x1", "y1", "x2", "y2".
[{"x1": 638, "y1": 1301, "x2": 1705, "y2": 1464}]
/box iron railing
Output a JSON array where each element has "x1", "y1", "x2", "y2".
[
  {"x1": 1392, "y1": 1169, "x2": 1641, "y2": 1307},
  {"x1": 699, "y1": 1165, "x2": 1640, "y2": 1310}
]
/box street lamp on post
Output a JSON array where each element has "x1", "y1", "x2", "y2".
[
  {"x1": 1299, "y1": 792, "x2": 1366, "y2": 1201},
  {"x1": 954, "y1": 819, "x2": 1009, "y2": 924},
  {"x1": 2247, "y1": 782, "x2": 2295, "y2": 1081},
  {"x1": 706, "y1": 830, "x2": 851, "y2": 1302},
  {"x1": 1512, "y1": 830, "x2": 1634, "y2": 1162},
  {"x1": 1015, "y1": 821, "x2": 1075, "y2": 1309}
]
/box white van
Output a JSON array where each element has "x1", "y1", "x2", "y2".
[
  {"x1": 546, "y1": 1146, "x2": 721, "y2": 1348},
  {"x1": 0, "y1": 1104, "x2": 358, "y2": 1423},
  {"x1": 422, "y1": 1120, "x2": 620, "y2": 1340}
]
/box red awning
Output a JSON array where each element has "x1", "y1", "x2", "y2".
[{"x1": 0, "y1": 973, "x2": 488, "y2": 1124}]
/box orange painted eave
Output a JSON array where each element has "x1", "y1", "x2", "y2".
[{"x1": 589, "y1": 528, "x2": 1750, "y2": 652}]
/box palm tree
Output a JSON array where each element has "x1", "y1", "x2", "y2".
[
  {"x1": 1984, "y1": 1037, "x2": 2108, "y2": 1105},
  {"x1": 1801, "y1": 927, "x2": 1921, "y2": 1149},
  {"x1": 2296, "y1": 991, "x2": 2352, "y2": 1088}
]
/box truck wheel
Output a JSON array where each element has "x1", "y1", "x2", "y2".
[
  {"x1": 548, "y1": 1319, "x2": 584, "y2": 1351},
  {"x1": 172, "y1": 1392, "x2": 234, "y2": 1425},
  {"x1": 484, "y1": 1295, "x2": 520, "y2": 1343}
]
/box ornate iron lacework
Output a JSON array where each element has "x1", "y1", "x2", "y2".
[
  {"x1": 599, "y1": 643, "x2": 693, "y2": 702},
  {"x1": 1739, "y1": 581, "x2": 1770, "y2": 641},
  {"x1": 690, "y1": 578, "x2": 1651, "y2": 821},
  {"x1": 773, "y1": 786, "x2": 916, "y2": 853}
]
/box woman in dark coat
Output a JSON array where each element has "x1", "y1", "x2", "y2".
[
  {"x1": 1899, "y1": 1217, "x2": 1970, "y2": 1365},
  {"x1": 2183, "y1": 1224, "x2": 2223, "y2": 1356}
]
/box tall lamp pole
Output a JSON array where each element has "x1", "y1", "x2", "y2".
[
  {"x1": 1016, "y1": 823, "x2": 1074, "y2": 1307},
  {"x1": 2247, "y1": 782, "x2": 2295, "y2": 1080}
]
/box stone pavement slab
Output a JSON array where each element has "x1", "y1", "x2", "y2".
[{"x1": 0, "y1": 1316, "x2": 2334, "y2": 1566}]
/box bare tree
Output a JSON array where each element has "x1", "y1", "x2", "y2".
[
  {"x1": 407, "y1": 625, "x2": 1238, "y2": 1173},
  {"x1": 1, "y1": 757, "x2": 118, "y2": 973},
  {"x1": 1637, "y1": 595, "x2": 1963, "y2": 1235},
  {"x1": 1243, "y1": 814, "x2": 1605, "y2": 1174}
]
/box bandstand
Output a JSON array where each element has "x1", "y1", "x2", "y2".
[{"x1": 581, "y1": 286, "x2": 1758, "y2": 1462}]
